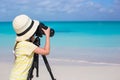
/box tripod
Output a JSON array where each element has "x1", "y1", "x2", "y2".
[{"x1": 27, "y1": 37, "x2": 56, "y2": 80}]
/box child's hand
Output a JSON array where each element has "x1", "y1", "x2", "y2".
[{"x1": 42, "y1": 27, "x2": 50, "y2": 36}]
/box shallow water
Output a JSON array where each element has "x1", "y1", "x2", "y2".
[{"x1": 0, "y1": 21, "x2": 120, "y2": 65}]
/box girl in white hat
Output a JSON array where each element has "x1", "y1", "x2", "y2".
[{"x1": 10, "y1": 14, "x2": 50, "y2": 80}]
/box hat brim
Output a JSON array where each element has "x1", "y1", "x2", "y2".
[{"x1": 16, "y1": 20, "x2": 39, "y2": 41}]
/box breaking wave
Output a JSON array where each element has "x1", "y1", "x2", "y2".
[{"x1": 46, "y1": 58, "x2": 120, "y2": 66}]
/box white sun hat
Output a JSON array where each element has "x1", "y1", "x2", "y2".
[{"x1": 13, "y1": 14, "x2": 39, "y2": 41}]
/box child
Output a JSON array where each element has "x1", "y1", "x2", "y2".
[{"x1": 10, "y1": 14, "x2": 50, "y2": 80}]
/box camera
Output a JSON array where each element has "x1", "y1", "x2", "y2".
[{"x1": 35, "y1": 22, "x2": 55, "y2": 37}]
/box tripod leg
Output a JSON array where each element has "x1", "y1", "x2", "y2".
[
  {"x1": 35, "y1": 54, "x2": 39, "y2": 77},
  {"x1": 27, "y1": 65, "x2": 34, "y2": 80},
  {"x1": 42, "y1": 55, "x2": 56, "y2": 80}
]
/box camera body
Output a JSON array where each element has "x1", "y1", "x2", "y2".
[{"x1": 35, "y1": 22, "x2": 55, "y2": 37}]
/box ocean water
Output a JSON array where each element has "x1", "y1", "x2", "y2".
[{"x1": 0, "y1": 21, "x2": 120, "y2": 65}]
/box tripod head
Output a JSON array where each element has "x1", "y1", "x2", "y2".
[{"x1": 33, "y1": 37, "x2": 40, "y2": 46}]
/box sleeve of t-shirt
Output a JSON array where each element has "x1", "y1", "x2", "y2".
[{"x1": 25, "y1": 41, "x2": 38, "y2": 56}]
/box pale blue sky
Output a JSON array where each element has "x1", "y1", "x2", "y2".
[{"x1": 0, "y1": 0, "x2": 120, "y2": 21}]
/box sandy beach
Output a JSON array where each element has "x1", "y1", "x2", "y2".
[{"x1": 0, "y1": 61, "x2": 120, "y2": 80}]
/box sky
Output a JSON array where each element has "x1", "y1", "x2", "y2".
[{"x1": 0, "y1": 0, "x2": 120, "y2": 21}]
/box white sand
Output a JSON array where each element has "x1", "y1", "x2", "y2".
[{"x1": 0, "y1": 62, "x2": 120, "y2": 80}]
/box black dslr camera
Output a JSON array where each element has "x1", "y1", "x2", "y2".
[{"x1": 35, "y1": 22, "x2": 55, "y2": 37}]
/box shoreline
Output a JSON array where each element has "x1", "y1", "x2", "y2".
[
  {"x1": 1, "y1": 46, "x2": 120, "y2": 66},
  {"x1": 1, "y1": 56, "x2": 120, "y2": 66},
  {"x1": 1, "y1": 57, "x2": 120, "y2": 68}
]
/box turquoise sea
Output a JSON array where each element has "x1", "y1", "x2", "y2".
[{"x1": 0, "y1": 21, "x2": 120, "y2": 65}]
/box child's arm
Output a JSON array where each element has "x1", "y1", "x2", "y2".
[{"x1": 34, "y1": 28, "x2": 50, "y2": 55}]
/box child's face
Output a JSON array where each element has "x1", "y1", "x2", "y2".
[{"x1": 30, "y1": 36, "x2": 35, "y2": 42}]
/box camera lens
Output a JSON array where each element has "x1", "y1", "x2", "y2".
[
  {"x1": 50, "y1": 28, "x2": 55, "y2": 37},
  {"x1": 35, "y1": 23, "x2": 55, "y2": 37}
]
